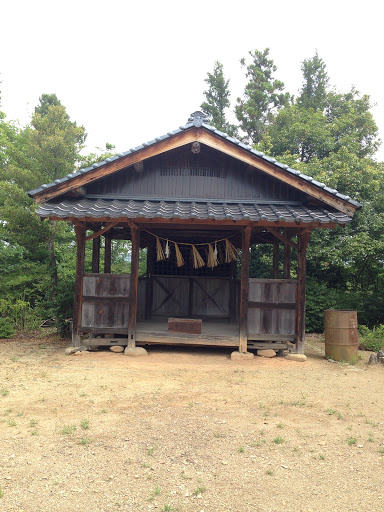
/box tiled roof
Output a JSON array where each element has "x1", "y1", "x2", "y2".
[
  {"x1": 27, "y1": 112, "x2": 362, "y2": 210},
  {"x1": 36, "y1": 199, "x2": 352, "y2": 224}
]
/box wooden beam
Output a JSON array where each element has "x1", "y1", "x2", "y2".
[
  {"x1": 128, "y1": 225, "x2": 140, "y2": 347},
  {"x1": 45, "y1": 215, "x2": 343, "y2": 230},
  {"x1": 85, "y1": 222, "x2": 119, "y2": 241},
  {"x1": 296, "y1": 230, "x2": 311, "y2": 354},
  {"x1": 72, "y1": 224, "x2": 86, "y2": 347},
  {"x1": 273, "y1": 238, "x2": 279, "y2": 279},
  {"x1": 91, "y1": 235, "x2": 100, "y2": 273},
  {"x1": 104, "y1": 237, "x2": 112, "y2": 273},
  {"x1": 239, "y1": 225, "x2": 252, "y2": 353},
  {"x1": 266, "y1": 227, "x2": 298, "y2": 250}
]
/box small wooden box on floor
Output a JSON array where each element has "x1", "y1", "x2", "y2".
[{"x1": 168, "y1": 318, "x2": 202, "y2": 334}]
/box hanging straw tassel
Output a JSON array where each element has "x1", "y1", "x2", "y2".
[
  {"x1": 191, "y1": 245, "x2": 205, "y2": 268},
  {"x1": 225, "y1": 238, "x2": 238, "y2": 263},
  {"x1": 207, "y1": 243, "x2": 219, "y2": 269},
  {"x1": 174, "y1": 242, "x2": 185, "y2": 267},
  {"x1": 155, "y1": 236, "x2": 165, "y2": 261}
]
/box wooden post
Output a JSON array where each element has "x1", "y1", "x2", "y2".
[
  {"x1": 273, "y1": 238, "x2": 279, "y2": 279},
  {"x1": 104, "y1": 236, "x2": 112, "y2": 273},
  {"x1": 229, "y1": 260, "x2": 237, "y2": 323},
  {"x1": 92, "y1": 236, "x2": 100, "y2": 273},
  {"x1": 128, "y1": 224, "x2": 140, "y2": 348},
  {"x1": 296, "y1": 230, "x2": 311, "y2": 354},
  {"x1": 239, "y1": 225, "x2": 252, "y2": 353},
  {"x1": 145, "y1": 243, "x2": 154, "y2": 320},
  {"x1": 72, "y1": 224, "x2": 86, "y2": 347},
  {"x1": 283, "y1": 233, "x2": 291, "y2": 279}
]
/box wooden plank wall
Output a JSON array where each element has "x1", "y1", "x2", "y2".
[
  {"x1": 86, "y1": 145, "x2": 305, "y2": 203},
  {"x1": 247, "y1": 279, "x2": 297, "y2": 339},
  {"x1": 150, "y1": 276, "x2": 235, "y2": 320},
  {"x1": 81, "y1": 274, "x2": 130, "y2": 330}
]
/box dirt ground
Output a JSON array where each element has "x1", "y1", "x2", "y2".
[{"x1": 0, "y1": 332, "x2": 383, "y2": 512}]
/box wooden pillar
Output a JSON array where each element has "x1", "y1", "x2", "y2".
[
  {"x1": 128, "y1": 224, "x2": 140, "y2": 348},
  {"x1": 239, "y1": 225, "x2": 252, "y2": 353},
  {"x1": 72, "y1": 224, "x2": 86, "y2": 347},
  {"x1": 273, "y1": 238, "x2": 279, "y2": 279},
  {"x1": 145, "y1": 243, "x2": 154, "y2": 320},
  {"x1": 104, "y1": 236, "x2": 112, "y2": 273},
  {"x1": 229, "y1": 260, "x2": 237, "y2": 323},
  {"x1": 283, "y1": 233, "x2": 291, "y2": 279},
  {"x1": 92, "y1": 236, "x2": 100, "y2": 273},
  {"x1": 296, "y1": 230, "x2": 311, "y2": 354}
]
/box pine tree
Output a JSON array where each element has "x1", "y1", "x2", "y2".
[
  {"x1": 235, "y1": 48, "x2": 290, "y2": 144},
  {"x1": 201, "y1": 61, "x2": 236, "y2": 135}
]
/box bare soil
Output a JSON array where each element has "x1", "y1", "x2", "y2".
[{"x1": 0, "y1": 332, "x2": 383, "y2": 512}]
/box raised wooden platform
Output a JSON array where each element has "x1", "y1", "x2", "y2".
[{"x1": 81, "y1": 320, "x2": 292, "y2": 350}]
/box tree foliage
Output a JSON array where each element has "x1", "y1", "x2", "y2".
[
  {"x1": 201, "y1": 61, "x2": 236, "y2": 135},
  {"x1": 235, "y1": 48, "x2": 290, "y2": 143}
]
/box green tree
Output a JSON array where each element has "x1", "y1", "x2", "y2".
[
  {"x1": 235, "y1": 48, "x2": 290, "y2": 144},
  {"x1": 0, "y1": 95, "x2": 87, "y2": 332},
  {"x1": 201, "y1": 61, "x2": 236, "y2": 135},
  {"x1": 297, "y1": 51, "x2": 329, "y2": 111}
]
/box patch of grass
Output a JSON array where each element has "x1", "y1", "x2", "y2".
[
  {"x1": 80, "y1": 419, "x2": 89, "y2": 430},
  {"x1": 148, "y1": 484, "x2": 161, "y2": 501},
  {"x1": 61, "y1": 424, "x2": 77, "y2": 435},
  {"x1": 290, "y1": 400, "x2": 306, "y2": 406},
  {"x1": 193, "y1": 486, "x2": 206, "y2": 496},
  {"x1": 31, "y1": 430, "x2": 38, "y2": 436},
  {"x1": 368, "y1": 434, "x2": 374, "y2": 443},
  {"x1": 378, "y1": 447, "x2": 384, "y2": 455},
  {"x1": 29, "y1": 419, "x2": 38, "y2": 428},
  {"x1": 180, "y1": 470, "x2": 192, "y2": 480},
  {"x1": 147, "y1": 444, "x2": 158, "y2": 457},
  {"x1": 1, "y1": 388, "x2": 9, "y2": 397},
  {"x1": 266, "y1": 469, "x2": 274, "y2": 476},
  {"x1": 11, "y1": 356, "x2": 18, "y2": 362},
  {"x1": 319, "y1": 454, "x2": 325, "y2": 460},
  {"x1": 365, "y1": 418, "x2": 378, "y2": 427},
  {"x1": 277, "y1": 423, "x2": 284, "y2": 429},
  {"x1": 161, "y1": 505, "x2": 174, "y2": 512},
  {"x1": 213, "y1": 432, "x2": 226, "y2": 438},
  {"x1": 0, "y1": 486, "x2": 3, "y2": 498},
  {"x1": 326, "y1": 409, "x2": 343, "y2": 419},
  {"x1": 3, "y1": 409, "x2": 12, "y2": 416},
  {"x1": 78, "y1": 437, "x2": 91, "y2": 446},
  {"x1": 238, "y1": 446, "x2": 245, "y2": 453},
  {"x1": 8, "y1": 419, "x2": 16, "y2": 427},
  {"x1": 347, "y1": 436, "x2": 357, "y2": 446},
  {"x1": 273, "y1": 436, "x2": 285, "y2": 444},
  {"x1": 39, "y1": 344, "x2": 47, "y2": 350}
]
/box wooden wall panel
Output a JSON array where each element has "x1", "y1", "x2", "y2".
[
  {"x1": 247, "y1": 279, "x2": 297, "y2": 339},
  {"x1": 81, "y1": 274, "x2": 130, "y2": 330},
  {"x1": 86, "y1": 145, "x2": 305, "y2": 203}
]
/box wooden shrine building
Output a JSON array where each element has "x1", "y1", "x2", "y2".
[{"x1": 28, "y1": 111, "x2": 360, "y2": 354}]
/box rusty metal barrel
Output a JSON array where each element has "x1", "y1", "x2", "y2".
[{"x1": 324, "y1": 310, "x2": 359, "y2": 361}]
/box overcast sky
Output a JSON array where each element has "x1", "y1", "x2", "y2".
[{"x1": 1, "y1": 0, "x2": 383, "y2": 161}]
